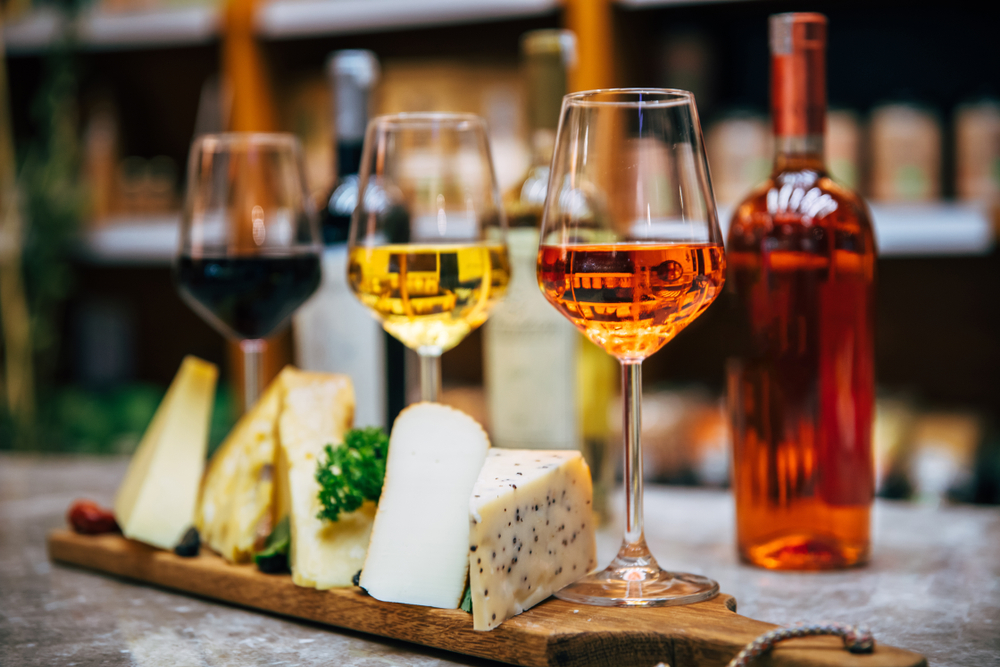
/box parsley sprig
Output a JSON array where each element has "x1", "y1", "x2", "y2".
[{"x1": 315, "y1": 427, "x2": 389, "y2": 523}]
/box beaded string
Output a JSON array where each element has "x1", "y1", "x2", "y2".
[{"x1": 725, "y1": 621, "x2": 876, "y2": 667}]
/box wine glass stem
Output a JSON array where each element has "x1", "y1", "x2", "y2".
[
  {"x1": 241, "y1": 338, "x2": 266, "y2": 411},
  {"x1": 622, "y1": 361, "x2": 644, "y2": 546},
  {"x1": 420, "y1": 351, "x2": 442, "y2": 403}
]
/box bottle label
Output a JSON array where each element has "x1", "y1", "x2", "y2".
[
  {"x1": 293, "y1": 246, "x2": 386, "y2": 428},
  {"x1": 484, "y1": 228, "x2": 579, "y2": 449}
]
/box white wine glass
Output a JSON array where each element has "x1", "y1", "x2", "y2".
[
  {"x1": 537, "y1": 89, "x2": 726, "y2": 606},
  {"x1": 347, "y1": 113, "x2": 509, "y2": 402}
]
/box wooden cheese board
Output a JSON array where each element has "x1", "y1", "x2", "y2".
[{"x1": 48, "y1": 530, "x2": 926, "y2": 667}]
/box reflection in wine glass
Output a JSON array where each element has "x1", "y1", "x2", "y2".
[
  {"x1": 347, "y1": 113, "x2": 509, "y2": 402},
  {"x1": 175, "y1": 133, "x2": 322, "y2": 411},
  {"x1": 537, "y1": 89, "x2": 726, "y2": 606}
]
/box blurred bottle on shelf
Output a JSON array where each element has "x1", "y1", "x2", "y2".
[
  {"x1": 727, "y1": 13, "x2": 876, "y2": 570},
  {"x1": 909, "y1": 412, "x2": 982, "y2": 505},
  {"x1": 280, "y1": 76, "x2": 335, "y2": 202},
  {"x1": 83, "y1": 95, "x2": 121, "y2": 225},
  {"x1": 874, "y1": 399, "x2": 987, "y2": 504},
  {"x1": 116, "y1": 156, "x2": 177, "y2": 215},
  {"x1": 827, "y1": 108, "x2": 861, "y2": 190},
  {"x1": 873, "y1": 397, "x2": 916, "y2": 499},
  {"x1": 659, "y1": 28, "x2": 715, "y2": 116},
  {"x1": 483, "y1": 29, "x2": 614, "y2": 520},
  {"x1": 705, "y1": 110, "x2": 771, "y2": 207},
  {"x1": 482, "y1": 83, "x2": 530, "y2": 195},
  {"x1": 485, "y1": 30, "x2": 577, "y2": 450},
  {"x1": 870, "y1": 101, "x2": 941, "y2": 201},
  {"x1": 954, "y1": 97, "x2": 1000, "y2": 204},
  {"x1": 84, "y1": 93, "x2": 182, "y2": 224},
  {"x1": 377, "y1": 59, "x2": 522, "y2": 120},
  {"x1": 293, "y1": 50, "x2": 391, "y2": 428}
]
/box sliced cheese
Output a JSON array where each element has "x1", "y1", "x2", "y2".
[
  {"x1": 360, "y1": 403, "x2": 491, "y2": 608},
  {"x1": 115, "y1": 356, "x2": 218, "y2": 550},
  {"x1": 196, "y1": 367, "x2": 295, "y2": 563},
  {"x1": 469, "y1": 449, "x2": 597, "y2": 631},
  {"x1": 276, "y1": 371, "x2": 361, "y2": 589}
]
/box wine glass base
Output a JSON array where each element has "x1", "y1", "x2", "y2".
[{"x1": 554, "y1": 564, "x2": 719, "y2": 607}]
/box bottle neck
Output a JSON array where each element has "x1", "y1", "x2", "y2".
[
  {"x1": 332, "y1": 76, "x2": 371, "y2": 178},
  {"x1": 525, "y1": 49, "x2": 566, "y2": 167},
  {"x1": 530, "y1": 129, "x2": 556, "y2": 169},
  {"x1": 770, "y1": 18, "x2": 826, "y2": 173},
  {"x1": 773, "y1": 134, "x2": 825, "y2": 173},
  {"x1": 337, "y1": 140, "x2": 363, "y2": 179}
]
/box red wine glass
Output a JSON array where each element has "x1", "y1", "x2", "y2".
[{"x1": 176, "y1": 133, "x2": 322, "y2": 411}]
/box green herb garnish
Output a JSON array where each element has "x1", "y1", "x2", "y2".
[
  {"x1": 460, "y1": 584, "x2": 473, "y2": 613},
  {"x1": 316, "y1": 426, "x2": 390, "y2": 523},
  {"x1": 254, "y1": 516, "x2": 290, "y2": 573}
]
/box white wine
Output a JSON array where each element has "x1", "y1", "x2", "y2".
[{"x1": 348, "y1": 243, "x2": 510, "y2": 353}]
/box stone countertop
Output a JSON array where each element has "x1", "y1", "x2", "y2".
[{"x1": 1, "y1": 454, "x2": 997, "y2": 667}]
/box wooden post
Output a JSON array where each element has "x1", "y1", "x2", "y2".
[
  {"x1": 220, "y1": 0, "x2": 291, "y2": 411},
  {"x1": 562, "y1": 0, "x2": 617, "y2": 93},
  {"x1": 0, "y1": 17, "x2": 35, "y2": 436},
  {"x1": 222, "y1": 0, "x2": 278, "y2": 133}
]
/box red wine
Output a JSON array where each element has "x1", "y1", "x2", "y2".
[{"x1": 176, "y1": 253, "x2": 321, "y2": 340}]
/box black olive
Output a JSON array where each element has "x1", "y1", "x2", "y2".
[{"x1": 174, "y1": 527, "x2": 200, "y2": 557}]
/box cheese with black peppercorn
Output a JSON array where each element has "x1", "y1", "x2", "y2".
[{"x1": 468, "y1": 449, "x2": 597, "y2": 631}]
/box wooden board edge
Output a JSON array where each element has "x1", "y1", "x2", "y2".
[{"x1": 47, "y1": 530, "x2": 928, "y2": 667}]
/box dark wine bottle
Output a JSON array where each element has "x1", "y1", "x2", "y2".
[
  {"x1": 319, "y1": 52, "x2": 372, "y2": 244},
  {"x1": 293, "y1": 50, "x2": 407, "y2": 430}
]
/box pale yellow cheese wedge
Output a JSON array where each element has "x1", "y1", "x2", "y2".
[
  {"x1": 196, "y1": 367, "x2": 293, "y2": 563},
  {"x1": 115, "y1": 356, "x2": 218, "y2": 550},
  {"x1": 276, "y1": 372, "x2": 363, "y2": 589}
]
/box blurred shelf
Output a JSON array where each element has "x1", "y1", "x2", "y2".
[
  {"x1": 2, "y1": 5, "x2": 220, "y2": 55},
  {"x1": 617, "y1": 0, "x2": 756, "y2": 7},
  {"x1": 76, "y1": 4, "x2": 220, "y2": 50},
  {"x1": 3, "y1": 0, "x2": 556, "y2": 54},
  {"x1": 869, "y1": 202, "x2": 995, "y2": 257},
  {"x1": 256, "y1": 0, "x2": 558, "y2": 39},
  {"x1": 78, "y1": 215, "x2": 180, "y2": 265},
  {"x1": 719, "y1": 201, "x2": 995, "y2": 258},
  {"x1": 1, "y1": 6, "x2": 68, "y2": 53}
]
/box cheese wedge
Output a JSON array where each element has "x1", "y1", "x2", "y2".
[
  {"x1": 360, "y1": 403, "x2": 491, "y2": 608},
  {"x1": 469, "y1": 449, "x2": 597, "y2": 631},
  {"x1": 115, "y1": 356, "x2": 218, "y2": 550},
  {"x1": 276, "y1": 371, "x2": 361, "y2": 589},
  {"x1": 196, "y1": 367, "x2": 295, "y2": 563}
]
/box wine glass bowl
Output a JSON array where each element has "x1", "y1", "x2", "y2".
[
  {"x1": 176, "y1": 133, "x2": 322, "y2": 409},
  {"x1": 348, "y1": 113, "x2": 509, "y2": 401},
  {"x1": 537, "y1": 244, "x2": 725, "y2": 362},
  {"x1": 538, "y1": 89, "x2": 725, "y2": 606}
]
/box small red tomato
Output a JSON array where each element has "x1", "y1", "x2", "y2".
[{"x1": 67, "y1": 500, "x2": 120, "y2": 535}]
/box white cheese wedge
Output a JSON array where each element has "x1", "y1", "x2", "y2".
[
  {"x1": 196, "y1": 367, "x2": 292, "y2": 563},
  {"x1": 360, "y1": 403, "x2": 491, "y2": 608},
  {"x1": 115, "y1": 356, "x2": 218, "y2": 550},
  {"x1": 469, "y1": 449, "x2": 597, "y2": 631},
  {"x1": 276, "y1": 371, "x2": 361, "y2": 589}
]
